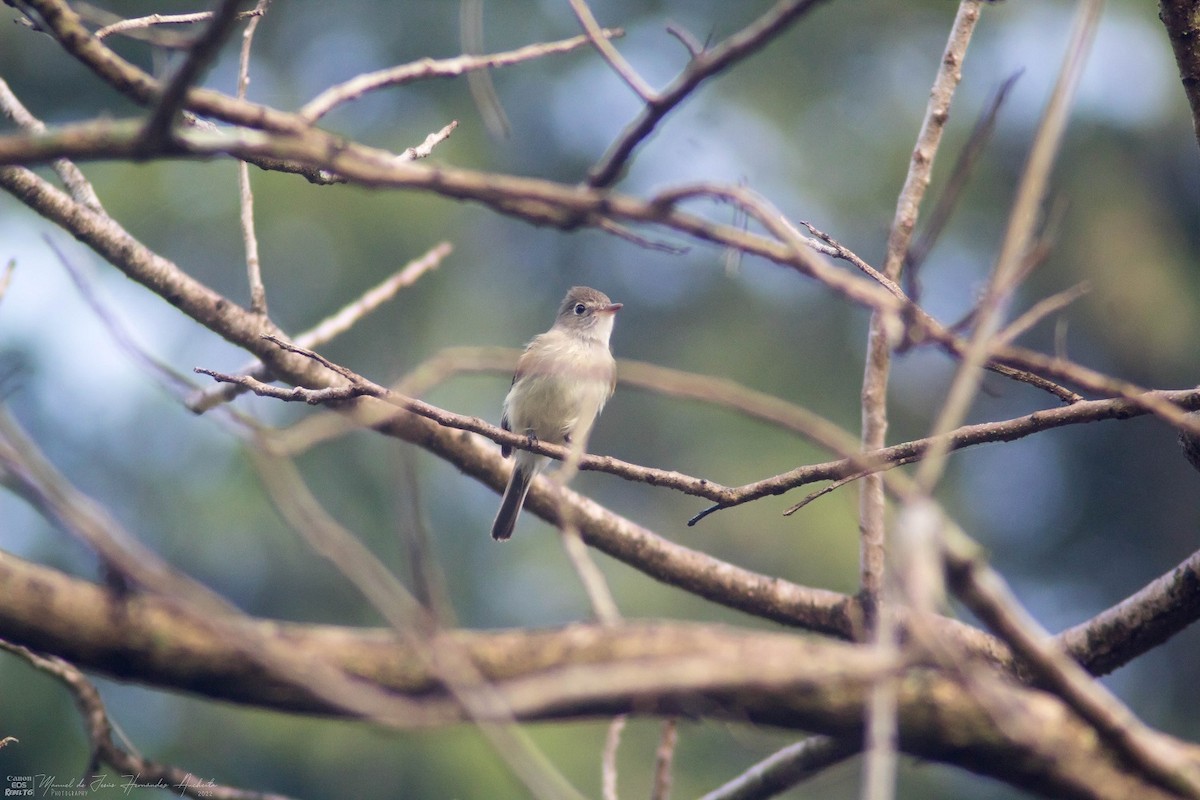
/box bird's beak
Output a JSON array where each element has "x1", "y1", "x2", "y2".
[{"x1": 600, "y1": 302, "x2": 623, "y2": 314}]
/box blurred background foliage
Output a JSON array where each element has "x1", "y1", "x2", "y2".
[{"x1": 1, "y1": 0, "x2": 1198, "y2": 798}]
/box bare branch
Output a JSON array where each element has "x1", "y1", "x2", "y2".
[
  {"x1": 400, "y1": 120, "x2": 459, "y2": 161},
  {"x1": 0, "y1": 408, "x2": 442, "y2": 724},
  {"x1": 1159, "y1": 0, "x2": 1200, "y2": 152},
  {"x1": 859, "y1": 0, "x2": 984, "y2": 635},
  {"x1": 796, "y1": 216, "x2": 1081, "y2": 403},
  {"x1": 0, "y1": 76, "x2": 102, "y2": 211},
  {"x1": 587, "y1": 0, "x2": 828, "y2": 187},
  {"x1": 0, "y1": 641, "x2": 294, "y2": 800},
  {"x1": 1, "y1": 550, "x2": 1195, "y2": 800},
  {"x1": 568, "y1": 0, "x2": 657, "y2": 102},
  {"x1": 699, "y1": 736, "x2": 859, "y2": 800},
  {"x1": 602, "y1": 715, "x2": 627, "y2": 800},
  {"x1": 6, "y1": 4, "x2": 1200, "y2": 797},
  {"x1": 943, "y1": 526, "x2": 1200, "y2": 799},
  {"x1": 195, "y1": 332, "x2": 1200, "y2": 577},
  {"x1": 94, "y1": 10, "x2": 261, "y2": 43},
  {"x1": 689, "y1": 390, "x2": 1200, "y2": 521},
  {"x1": 459, "y1": 0, "x2": 511, "y2": 138},
  {"x1": 12, "y1": 124, "x2": 1169, "y2": 428},
  {"x1": 0, "y1": 122, "x2": 907, "y2": 316},
  {"x1": 139, "y1": 0, "x2": 246, "y2": 149},
  {"x1": 1058, "y1": 546, "x2": 1200, "y2": 679},
  {"x1": 0, "y1": 163, "x2": 864, "y2": 635},
  {"x1": 245, "y1": 445, "x2": 589, "y2": 800},
  {"x1": 904, "y1": 69, "x2": 1022, "y2": 277},
  {"x1": 15, "y1": 0, "x2": 312, "y2": 136},
  {"x1": 559, "y1": 516, "x2": 623, "y2": 623},
  {"x1": 237, "y1": 0, "x2": 271, "y2": 316},
  {"x1": 204, "y1": 340, "x2": 1200, "y2": 519},
  {"x1": 300, "y1": 30, "x2": 621, "y2": 123},
  {"x1": 651, "y1": 718, "x2": 679, "y2": 800},
  {"x1": 996, "y1": 281, "x2": 1090, "y2": 347},
  {"x1": 911, "y1": 0, "x2": 1100, "y2": 496},
  {"x1": 186, "y1": 241, "x2": 452, "y2": 413}
]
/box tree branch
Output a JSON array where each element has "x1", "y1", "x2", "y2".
[
  {"x1": 689, "y1": 388, "x2": 1200, "y2": 519},
  {"x1": 0, "y1": 641, "x2": 294, "y2": 800},
  {"x1": 298, "y1": 29, "x2": 624, "y2": 123},
  {"x1": 567, "y1": 0, "x2": 656, "y2": 102},
  {"x1": 698, "y1": 736, "x2": 859, "y2": 800},
  {"x1": 586, "y1": 0, "x2": 829, "y2": 187},
  {"x1": 943, "y1": 527, "x2": 1200, "y2": 799},
  {"x1": 0, "y1": 551, "x2": 1195, "y2": 800},
  {"x1": 1159, "y1": 0, "x2": 1200, "y2": 152},
  {"x1": 1058, "y1": 546, "x2": 1200, "y2": 678},
  {"x1": 138, "y1": 0, "x2": 246, "y2": 150}
]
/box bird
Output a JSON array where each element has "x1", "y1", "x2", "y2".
[{"x1": 491, "y1": 286, "x2": 622, "y2": 540}]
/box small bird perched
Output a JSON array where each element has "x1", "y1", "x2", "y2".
[{"x1": 491, "y1": 286, "x2": 622, "y2": 541}]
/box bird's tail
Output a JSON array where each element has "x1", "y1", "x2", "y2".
[{"x1": 491, "y1": 461, "x2": 534, "y2": 541}]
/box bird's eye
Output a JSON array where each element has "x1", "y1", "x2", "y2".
[{"x1": 573, "y1": 303, "x2": 587, "y2": 315}]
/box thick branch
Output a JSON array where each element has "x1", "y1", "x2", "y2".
[
  {"x1": 1059, "y1": 546, "x2": 1200, "y2": 678},
  {"x1": 0, "y1": 551, "x2": 1194, "y2": 800}
]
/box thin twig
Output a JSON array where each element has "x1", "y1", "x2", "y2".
[
  {"x1": 400, "y1": 120, "x2": 459, "y2": 161},
  {"x1": 0, "y1": 260, "x2": 13, "y2": 306},
  {"x1": 596, "y1": 218, "x2": 689, "y2": 253},
  {"x1": 393, "y1": 451, "x2": 457, "y2": 626},
  {"x1": 568, "y1": 0, "x2": 657, "y2": 102},
  {"x1": 202, "y1": 339, "x2": 1200, "y2": 520},
  {"x1": 651, "y1": 718, "x2": 679, "y2": 800},
  {"x1": 699, "y1": 736, "x2": 859, "y2": 800},
  {"x1": 602, "y1": 715, "x2": 627, "y2": 800},
  {"x1": 904, "y1": 70, "x2": 1022, "y2": 278},
  {"x1": 912, "y1": 0, "x2": 1099, "y2": 495},
  {"x1": 186, "y1": 242, "x2": 452, "y2": 413},
  {"x1": 795, "y1": 217, "x2": 1080, "y2": 402},
  {"x1": 299, "y1": 31, "x2": 622, "y2": 122},
  {"x1": 588, "y1": 0, "x2": 827, "y2": 187},
  {"x1": 664, "y1": 22, "x2": 705, "y2": 59},
  {"x1": 996, "y1": 281, "x2": 1089, "y2": 347},
  {"x1": 48, "y1": 236, "x2": 199, "y2": 400},
  {"x1": 139, "y1": 0, "x2": 245, "y2": 149},
  {"x1": 237, "y1": 0, "x2": 271, "y2": 316},
  {"x1": 0, "y1": 641, "x2": 294, "y2": 800},
  {"x1": 459, "y1": 0, "x2": 510, "y2": 138},
  {"x1": 558, "y1": 513, "x2": 623, "y2": 623},
  {"x1": 859, "y1": 0, "x2": 984, "y2": 640}
]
